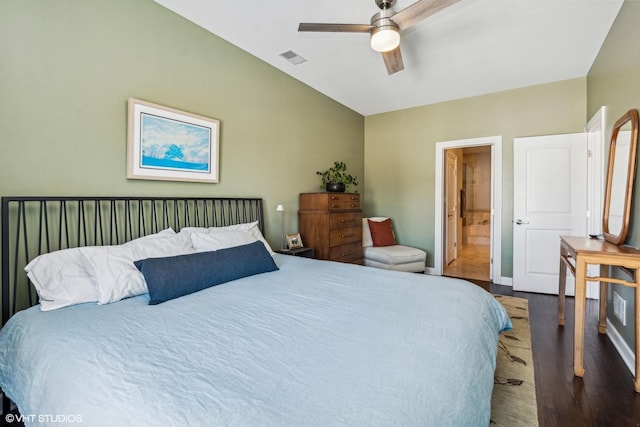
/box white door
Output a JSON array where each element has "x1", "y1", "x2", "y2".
[
  {"x1": 446, "y1": 152, "x2": 457, "y2": 264},
  {"x1": 513, "y1": 133, "x2": 587, "y2": 294}
]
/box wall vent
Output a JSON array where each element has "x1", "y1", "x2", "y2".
[
  {"x1": 279, "y1": 50, "x2": 306, "y2": 65},
  {"x1": 613, "y1": 291, "x2": 627, "y2": 326}
]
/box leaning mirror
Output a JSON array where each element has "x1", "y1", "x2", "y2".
[{"x1": 602, "y1": 109, "x2": 639, "y2": 244}]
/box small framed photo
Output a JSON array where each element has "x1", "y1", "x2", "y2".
[
  {"x1": 127, "y1": 98, "x2": 220, "y2": 183},
  {"x1": 286, "y1": 233, "x2": 303, "y2": 249}
]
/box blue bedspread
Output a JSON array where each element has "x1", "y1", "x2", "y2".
[{"x1": 0, "y1": 255, "x2": 510, "y2": 427}]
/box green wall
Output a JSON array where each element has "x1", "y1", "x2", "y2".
[
  {"x1": 0, "y1": 0, "x2": 364, "y2": 247},
  {"x1": 587, "y1": 0, "x2": 640, "y2": 347},
  {"x1": 364, "y1": 78, "x2": 587, "y2": 278}
]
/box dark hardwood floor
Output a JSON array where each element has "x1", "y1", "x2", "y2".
[{"x1": 490, "y1": 283, "x2": 640, "y2": 427}]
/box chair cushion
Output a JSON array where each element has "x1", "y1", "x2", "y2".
[
  {"x1": 364, "y1": 245, "x2": 426, "y2": 265},
  {"x1": 368, "y1": 218, "x2": 397, "y2": 247},
  {"x1": 362, "y1": 217, "x2": 389, "y2": 247},
  {"x1": 364, "y1": 259, "x2": 426, "y2": 273}
]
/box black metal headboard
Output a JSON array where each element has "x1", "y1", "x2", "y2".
[{"x1": 1, "y1": 196, "x2": 264, "y2": 326}]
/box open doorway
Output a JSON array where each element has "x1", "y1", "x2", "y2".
[
  {"x1": 434, "y1": 136, "x2": 503, "y2": 285},
  {"x1": 443, "y1": 146, "x2": 492, "y2": 281}
]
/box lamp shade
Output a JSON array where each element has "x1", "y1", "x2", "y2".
[
  {"x1": 370, "y1": 26, "x2": 400, "y2": 52},
  {"x1": 276, "y1": 204, "x2": 284, "y2": 212}
]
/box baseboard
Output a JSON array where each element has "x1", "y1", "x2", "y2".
[{"x1": 606, "y1": 318, "x2": 635, "y2": 375}]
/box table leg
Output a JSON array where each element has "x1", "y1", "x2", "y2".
[
  {"x1": 558, "y1": 245, "x2": 568, "y2": 326},
  {"x1": 574, "y1": 258, "x2": 587, "y2": 377},
  {"x1": 598, "y1": 264, "x2": 608, "y2": 334}
]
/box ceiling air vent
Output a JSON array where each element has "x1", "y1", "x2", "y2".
[{"x1": 279, "y1": 50, "x2": 306, "y2": 65}]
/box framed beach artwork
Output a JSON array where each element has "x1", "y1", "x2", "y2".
[{"x1": 127, "y1": 98, "x2": 220, "y2": 183}]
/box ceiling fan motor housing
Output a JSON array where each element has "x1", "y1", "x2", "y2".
[{"x1": 371, "y1": 8, "x2": 397, "y2": 25}]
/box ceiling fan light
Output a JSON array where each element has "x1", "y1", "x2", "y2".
[{"x1": 370, "y1": 26, "x2": 400, "y2": 52}]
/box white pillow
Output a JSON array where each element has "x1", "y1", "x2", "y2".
[
  {"x1": 179, "y1": 221, "x2": 274, "y2": 254},
  {"x1": 79, "y1": 228, "x2": 193, "y2": 305},
  {"x1": 234, "y1": 222, "x2": 274, "y2": 254},
  {"x1": 176, "y1": 226, "x2": 209, "y2": 249},
  {"x1": 25, "y1": 247, "x2": 98, "y2": 311},
  {"x1": 362, "y1": 217, "x2": 390, "y2": 247},
  {"x1": 190, "y1": 230, "x2": 257, "y2": 252}
]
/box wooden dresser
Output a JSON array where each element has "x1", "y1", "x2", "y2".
[{"x1": 298, "y1": 192, "x2": 363, "y2": 265}]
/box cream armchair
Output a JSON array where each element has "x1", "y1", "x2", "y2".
[{"x1": 362, "y1": 217, "x2": 427, "y2": 273}]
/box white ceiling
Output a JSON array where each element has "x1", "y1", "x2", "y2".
[{"x1": 154, "y1": 0, "x2": 624, "y2": 116}]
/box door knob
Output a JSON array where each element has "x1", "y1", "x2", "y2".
[{"x1": 514, "y1": 219, "x2": 530, "y2": 225}]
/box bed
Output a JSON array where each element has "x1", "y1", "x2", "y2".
[{"x1": 0, "y1": 196, "x2": 510, "y2": 426}]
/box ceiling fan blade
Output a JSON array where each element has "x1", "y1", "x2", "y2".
[
  {"x1": 382, "y1": 46, "x2": 404, "y2": 75},
  {"x1": 392, "y1": 0, "x2": 461, "y2": 30},
  {"x1": 298, "y1": 23, "x2": 373, "y2": 33}
]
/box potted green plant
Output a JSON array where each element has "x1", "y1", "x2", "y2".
[{"x1": 316, "y1": 161, "x2": 358, "y2": 193}]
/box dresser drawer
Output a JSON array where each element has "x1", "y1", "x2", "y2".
[
  {"x1": 329, "y1": 226, "x2": 361, "y2": 247},
  {"x1": 300, "y1": 193, "x2": 360, "y2": 211},
  {"x1": 329, "y1": 212, "x2": 361, "y2": 229},
  {"x1": 327, "y1": 194, "x2": 360, "y2": 211},
  {"x1": 329, "y1": 242, "x2": 363, "y2": 263}
]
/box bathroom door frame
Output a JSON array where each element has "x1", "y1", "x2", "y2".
[{"x1": 434, "y1": 136, "x2": 503, "y2": 284}]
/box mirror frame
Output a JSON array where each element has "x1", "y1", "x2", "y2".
[{"x1": 602, "y1": 109, "x2": 639, "y2": 244}]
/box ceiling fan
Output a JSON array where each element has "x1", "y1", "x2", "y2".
[{"x1": 298, "y1": 0, "x2": 460, "y2": 75}]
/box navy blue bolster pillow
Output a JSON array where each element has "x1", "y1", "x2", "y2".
[{"x1": 135, "y1": 240, "x2": 279, "y2": 305}]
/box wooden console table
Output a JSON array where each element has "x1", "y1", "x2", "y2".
[{"x1": 558, "y1": 235, "x2": 640, "y2": 392}]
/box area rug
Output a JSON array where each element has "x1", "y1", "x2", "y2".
[{"x1": 491, "y1": 295, "x2": 538, "y2": 426}]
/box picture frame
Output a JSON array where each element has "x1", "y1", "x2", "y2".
[
  {"x1": 127, "y1": 98, "x2": 220, "y2": 183},
  {"x1": 286, "y1": 233, "x2": 303, "y2": 249}
]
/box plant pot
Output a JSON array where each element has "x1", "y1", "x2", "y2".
[{"x1": 326, "y1": 183, "x2": 346, "y2": 192}]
